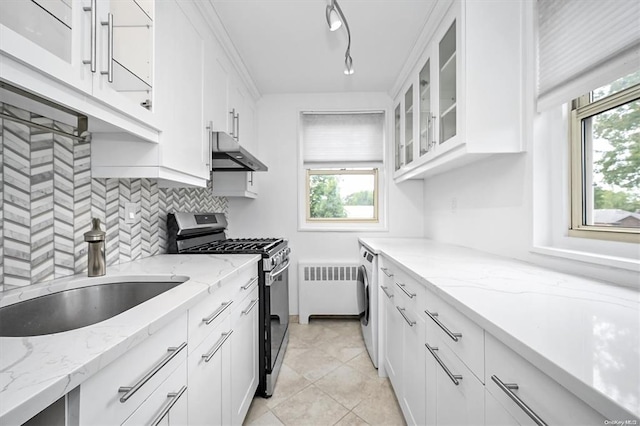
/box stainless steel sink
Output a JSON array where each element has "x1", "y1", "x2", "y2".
[{"x1": 0, "y1": 278, "x2": 188, "y2": 337}]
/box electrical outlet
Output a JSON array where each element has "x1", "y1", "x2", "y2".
[
  {"x1": 124, "y1": 202, "x2": 138, "y2": 224},
  {"x1": 451, "y1": 197, "x2": 457, "y2": 214}
]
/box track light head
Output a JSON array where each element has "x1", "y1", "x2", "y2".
[
  {"x1": 326, "y1": 5, "x2": 342, "y2": 31},
  {"x1": 344, "y1": 55, "x2": 354, "y2": 75}
]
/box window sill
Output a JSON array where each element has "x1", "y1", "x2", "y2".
[
  {"x1": 298, "y1": 222, "x2": 388, "y2": 233},
  {"x1": 530, "y1": 245, "x2": 640, "y2": 272}
]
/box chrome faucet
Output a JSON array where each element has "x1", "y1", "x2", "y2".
[{"x1": 84, "y1": 218, "x2": 106, "y2": 277}]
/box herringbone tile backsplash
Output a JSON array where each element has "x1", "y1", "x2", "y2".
[{"x1": 0, "y1": 102, "x2": 228, "y2": 291}]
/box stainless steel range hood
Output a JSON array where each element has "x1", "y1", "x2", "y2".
[{"x1": 211, "y1": 132, "x2": 268, "y2": 172}]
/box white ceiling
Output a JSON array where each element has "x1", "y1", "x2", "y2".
[{"x1": 210, "y1": 0, "x2": 436, "y2": 95}]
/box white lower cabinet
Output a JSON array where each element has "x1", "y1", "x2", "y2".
[
  {"x1": 230, "y1": 286, "x2": 260, "y2": 424},
  {"x1": 378, "y1": 255, "x2": 613, "y2": 426},
  {"x1": 485, "y1": 333, "x2": 607, "y2": 425},
  {"x1": 188, "y1": 316, "x2": 232, "y2": 426},
  {"x1": 78, "y1": 313, "x2": 188, "y2": 425},
  {"x1": 187, "y1": 265, "x2": 259, "y2": 426}
]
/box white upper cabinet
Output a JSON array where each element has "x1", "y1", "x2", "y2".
[
  {"x1": 394, "y1": 0, "x2": 525, "y2": 181},
  {"x1": 0, "y1": 0, "x2": 157, "y2": 139}
]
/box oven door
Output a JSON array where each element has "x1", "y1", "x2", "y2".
[{"x1": 266, "y1": 259, "x2": 290, "y2": 373}]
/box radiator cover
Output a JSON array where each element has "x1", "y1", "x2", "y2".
[{"x1": 298, "y1": 263, "x2": 360, "y2": 324}]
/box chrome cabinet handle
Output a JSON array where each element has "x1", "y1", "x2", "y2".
[
  {"x1": 425, "y1": 310, "x2": 462, "y2": 342},
  {"x1": 396, "y1": 306, "x2": 416, "y2": 326},
  {"x1": 380, "y1": 267, "x2": 394, "y2": 278},
  {"x1": 202, "y1": 330, "x2": 233, "y2": 362},
  {"x1": 150, "y1": 385, "x2": 187, "y2": 426},
  {"x1": 235, "y1": 112, "x2": 240, "y2": 140},
  {"x1": 425, "y1": 343, "x2": 462, "y2": 386},
  {"x1": 118, "y1": 342, "x2": 187, "y2": 403},
  {"x1": 241, "y1": 299, "x2": 258, "y2": 315},
  {"x1": 100, "y1": 13, "x2": 114, "y2": 83},
  {"x1": 241, "y1": 276, "x2": 258, "y2": 290},
  {"x1": 491, "y1": 375, "x2": 547, "y2": 426},
  {"x1": 380, "y1": 285, "x2": 393, "y2": 299},
  {"x1": 82, "y1": 0, "x2": 97, "y2": 72},
  {"x1": 395, "y1": 282, "x2": 416, "y2": 299},
  {"x1": 202, "y1": 301, "x2": 233, "y2": 325},
  {"x1": 228, "y1": 109, "x2": 236, "y2": 137}
]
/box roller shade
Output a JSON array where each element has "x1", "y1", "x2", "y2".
[
  {"x1": 301, "y1": 112, "x2": 384, "y2": 163},
  {"x1": 537, "y1": 0, "x2": 640, "y2": 110}
]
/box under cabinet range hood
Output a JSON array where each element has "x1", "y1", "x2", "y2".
[{"x1": 211, "y1": 132, "x2": 268, "y2": 172}]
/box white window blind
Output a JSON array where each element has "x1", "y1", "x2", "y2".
[
  {"x1": 537, "y1": 0, "x2": 640, "y2": 110},
  {"x1": 301, "y1": 112, "x2": 384, "y2": 163}
]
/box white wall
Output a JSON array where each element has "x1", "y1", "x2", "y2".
[
  {"x1": 225, "y1": 92, "x2": 424, "y2": 314},
  {"x1": 422, "y1": 117, "x2": 640, "y2": 289}
]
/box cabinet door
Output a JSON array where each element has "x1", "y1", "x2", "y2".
[
  {"x1": 188, "y1": 317, "x2": 232, "y2": 426},
  {"x1": 401, "y1": 310, "x2": 426, "y2": 426},
  {"x1": 431, "y1": 342, "x2": 484, "y2": 425},
  {"x1": 155, "y1": 0, "x2": 208, "y2": 181},
  {"x1": 435, "y1": 6, "x2": 460, "y2": 154},
  {"x1": 419, "y1": 57, "x2": 435, "y2": 158},
  {"x1": 485, "y1": 388, "x2": 521, "y2": 426},
  {"x1": 383, "y1": 286, "x2": 402, "y2": 391},
  {"x1": 404, "y1": 85, "x2": 414, "y2": 164},
  {"x1": 204, "y1": 36, "x2": 232, "y2": 134},
  {"x1": 394, "y1": 102, "x2": 403, "y2": 172},
  {"x1": 0, "y1": 0, "x2": 93, "y2": 94},
  {"x1": 230, "y1": 287, "x2": 259, "y2": 425}
]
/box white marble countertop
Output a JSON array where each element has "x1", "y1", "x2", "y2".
[
  {"x1": 359, "y1": 237, "x2": 640, "y2": 421},
  {"x1": 0, "y1": 253, "x2": 260, "y2": 425}
]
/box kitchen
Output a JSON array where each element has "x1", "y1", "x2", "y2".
[{"x1": 0, "y1": 0, "x2": 639, "y2": 425}]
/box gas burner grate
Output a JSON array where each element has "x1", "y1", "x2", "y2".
[{"x1": 184, "y1": 238, "x2": 284, "y2": 254}]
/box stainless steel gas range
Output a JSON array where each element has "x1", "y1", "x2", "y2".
[{"x1": 167, "y1": 212, "x2": 290, "y2": 397}]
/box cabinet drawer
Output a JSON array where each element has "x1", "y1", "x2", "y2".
[
  {"x1": 188, "y1": 264, "x2": 258, "y2": 351},
  {"x1": 392, "y1": 268, "x2": 423, "y2": 308},
  {"x1": 122, "y1": 360, "x2": 188, "y2": 426},
  {"x1": 485, "y1": 333, "x2": 607, "y2": 425},
  {"x1": 424, "y1": 291, "x2": 484, "y2": 381},
  {"x1": 79, "y1": 312, "x2": 188, "y2": 426}
]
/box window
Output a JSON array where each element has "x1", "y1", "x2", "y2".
[
  {"x1": 307, "y1": 169, "x2": 378, "y2": 222},
  {"x1": 300, "y1": 112, "x2": 385, "y2": 229},
  {"x1": 569, "y1": 70, "x2": 640, "y2": 243}
]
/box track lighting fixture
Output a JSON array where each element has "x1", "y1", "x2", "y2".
[{"x1": 326, "y1": 0, "x2": 354, "y2": 75}]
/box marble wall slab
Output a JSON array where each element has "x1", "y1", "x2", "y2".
[{"x1": 0, "y1": 102, "x2": 228, "y2": 291}]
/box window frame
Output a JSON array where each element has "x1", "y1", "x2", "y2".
[
  {"x1": 569, "y1": 83, "x2": 640, "y2": 243},
  {"x1": 305, "y1": 168, "x2": 379, "y2": 223}
]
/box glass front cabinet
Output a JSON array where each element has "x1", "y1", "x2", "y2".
[{"x1": 393, "y1": 0, "x2": 524, "y2": 182}]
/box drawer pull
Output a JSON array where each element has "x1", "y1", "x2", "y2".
[
  {"x1": 118, "y1": 342, "x2": 187, "y2": 403},
  {"x1": 380, "y1": 267, "x2": 394, "y2": 278},
  {"x1": 202, "y1": 330, "x2": 234, "y2": 362},
  {"x1": 380, "y1": 285, "x2": 394, "y2": 299},
  {"x1": 425, "y1": 343, "x2": 462, "y2": 386},
  {"x1": 241, "y1": 276, "x2": 259, "y2": 290},
  {"x1": 150, "y1": 385, "x2": 187, "y2": 426},
  {"x1": 242, "y1": 299, "x2": 259, "y2": 315},
  {"x1": 395, "y1": 282, "x2": 416, "y2": 299},
  {"x1": 202, "y1": 301, "x2": 233, "y2": 325},
  {"x1": 425, "y1": 310, "x2": 462, "y2": 342},
  {"x1": 491, "y1": 375, "x2": 547, "y2": 426},
  {"x1": 396, "y1": 306, "x2": 416, "y2": 326}
]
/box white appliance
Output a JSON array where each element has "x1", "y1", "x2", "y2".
[{"x1": 358, "y1": 243, "x2": 378, "y2": 368}]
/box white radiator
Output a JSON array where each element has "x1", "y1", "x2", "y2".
[{"x1": 298, "y1": 262, "x2": 360, "y2": 324}]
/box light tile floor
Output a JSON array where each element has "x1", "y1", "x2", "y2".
[{"x1": 244, "y1": 318, "x2": 406, "y2": 426}]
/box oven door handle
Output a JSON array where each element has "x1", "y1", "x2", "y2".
[{"x1": 268, "y1": 259, "x2": 291, "y2": 283}]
